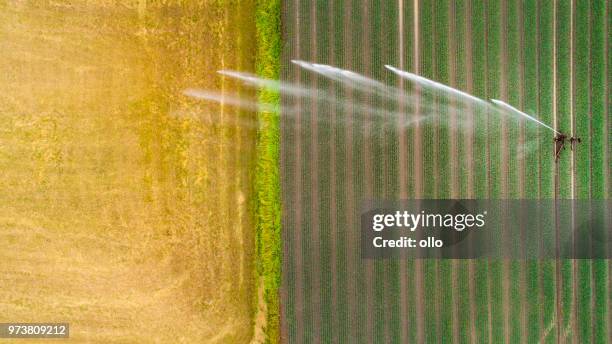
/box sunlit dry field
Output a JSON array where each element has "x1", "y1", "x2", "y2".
[{"x1": 0, "y1": 1, "x2": 259, "y2": 342}]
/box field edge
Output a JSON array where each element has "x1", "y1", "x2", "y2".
[{"x1": 254, "y1": 0, "x2": 282, "y2": 343}]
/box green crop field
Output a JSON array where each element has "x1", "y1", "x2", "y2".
[{"x1": 279, "y1": 0, "x2": 609, "y2": 343}]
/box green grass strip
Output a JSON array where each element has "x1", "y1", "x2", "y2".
[
  {"x1": 456, "y1": 261, "x2": 471, "y2": 344},
  {"x1": 370, "y1": 1, "x2": 388, "y2": 341},
  {"x1": 254, "y1": 0, "x2": 281, "y2": 342},
  {"x1": 539, "y1": 0, "x2": 554, "y2": 199},
  {"x1": 590, "y1": 1, "x2": 606, "y2": 199},
  {"x1": 433, "y1": 1, "x2": 454, "y2": 343},
  {"x1": 574, "y1": 0, "x2": 591, "y2": 199},
  {"x1": 575, "y1": 1, "x2": 593, "y2": 343},
  {"x1": 592, "y1": 260, "x2": 609, "y2": 343},
  {"x1": 398, "y1": 2, "x2": 418, "y2": 343},
  {"x1": 506, "y1": 2, "x2": 526, "y2": 342},
  {"x1": 588, "y1": 14, "x2": 608, "y2": 340},
  {"x1": 485, "y1": 2, "x2": 506, "y2": 341},
  {"x1": 556, "y1": 0, "x2": 572, "y2": 197},
  {"x1": 421, "y1": 0, "x2": 437, "y2": 200},
  {"x1": 506, "y1": 0, "x2": 522, "y2": 200},
  {"x1": 453, "y1": 3, "x2": 472, "y2": 341},
  {"x1": 526, "y1": 261, "x2": 541, "y2": 343},
  {"x1": 471, "y1": 1, "x2": 490, "y2": 342},
  {"x1": 555, "y1": 2, "x2": 575, "y2": 340},
  {"x1": 419, "y1": 2, "x2": 441, "y2": 342},
  {"x1": 403, "y1": 0, "x2": 416, "y2": 199},
  {"x1": 577, "y1": 260, "x2": 593, "y2": 343},
  {"x1": 509, "y1": 261, "x2": 524, "y2": 342},
  {"x1": 471, "y1": 0, "x2": 488, "y2": 198},
  {"x1": 538, "y1": 4, "x2": 558, "y2": 343},
  {"x1": 523, "y1": 3, "x2": 544, "y2": 342},
  {"x1": 281, "y1": 0, "x2": 297, "y2": 339},
  {"x1": 455, "y1": 0, "x2": 469, "y2": 199},
  {"x1": 378, "y1": 1, "x2": 402, "y2": 341},
  {"x1": 474, "y1": 261, "x2": 489, "y2": 342},
  {"x1": 436, "y1": 0, "x2": 450, "y2": 198},
  {"x1": 347, "y1": 2, "x2": 368, "y2": 342},
  {"x1": 541, "y1": 260, "x2": 557, "y2": 343},
  {"x1": 330, "y1": 0, "x2": 349, "y2": 340},
  {"x1": 523, "y1": 0, "x2": 540, "y2": 198},
  {"x1": 313, "y1": 1, "x2": 333, "y2": 341},
  {"x1": 560, "y1": 260, "x2": 573, "y2": 339},
  {"x1": 487, "y1": 0, "x2": 501, "y2": 198}
]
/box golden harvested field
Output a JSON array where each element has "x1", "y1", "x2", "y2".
[{"x1": 0, "y1": 1, "x2": 259, "y2": 342}]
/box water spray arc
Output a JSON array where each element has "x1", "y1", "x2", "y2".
[
  {"x1": 489, "y1": 99, "x2": 560, "y2": 134},
  {"x1": 385, "y1": 64, "x2": 489, "y2": 106},
  {"x1": 185, "y1": 61, "x2": 576, "y2": 162}
]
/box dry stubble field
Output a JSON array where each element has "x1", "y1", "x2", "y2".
[{"x1": 0, "y1": 1, "x2": 260, "y2": 342}]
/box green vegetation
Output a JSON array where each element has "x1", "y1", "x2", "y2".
[
  {"x1": 471, "y1": 2, "x2": 491, "y2": 343},
  {"x1": 575, "y1": 1, "x2": 593, "y2": 343},
  {"x1": 420, "y1": 2, "x2": 440, "y2": 343},
  {"x1": 281, "y1": 0, "x2": 608, "y2": 342},
  {"x1": 523, "y1": 2, "x2": 546, "y2": 343},
  {"x1": 556, "y1": 1, "x2": 575, "y2": 341},
  {"x1": 486, "y1": 2, "x2": 506, "y2": 341},
  {"x1": 315, "y1": 1, "x2": 334, "y2": 340},
  {"x1": 590, "y1": 2, "x2": 609, "y2": 341},
  {"x1": 254, "y1": 0, "x2": 281, "y2": 342},
  {"x1": 434, "y1": 2, "x2": 454, "y2": 343},
  {"x1": 454, "y1": 3, "x2": 473, "y2": 342}
]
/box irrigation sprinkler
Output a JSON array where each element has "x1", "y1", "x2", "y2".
[
  {"x1": 553, "y1": 133, "x2": 582, "y2": 162},
  {"x1": 489, "y1": 99, "x2": 583, "y2": 162}
]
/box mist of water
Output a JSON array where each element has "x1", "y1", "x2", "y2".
[
  {"x1": 184, "y1": 88, "x2": 277, "y2": 113},
  {"x1": 213, "y1": 68, "x2": 431, "y2": 127},
  {"x1": 186, "y1": 61, "x2": 558, "y2": 142},
  {"x1": 217, "y1": 70, "x2": 319, "y2": 98},
  {"x1": 183, "y1": 86, "x2": 425, "y2": 131}
]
